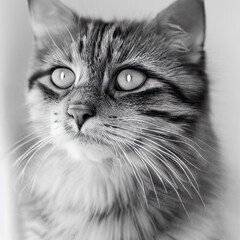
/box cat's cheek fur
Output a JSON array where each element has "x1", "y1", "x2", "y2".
[
  {"x1": 26, "y1": 88, "x2": 51, "y2": 127},
  {"x1": 27, "y1": 88, "x2": 116, "y2": 163}
]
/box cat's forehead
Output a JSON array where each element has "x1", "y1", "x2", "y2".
[
  {"x1": 35, "y1": 16, "x2": 179, "y2": 91},
  {"x1": 75, "y1": 19, "x2": 127, "y2": 86},
  {"x1": 41, "y1": 19, "x2": 144, "y2": 84}
]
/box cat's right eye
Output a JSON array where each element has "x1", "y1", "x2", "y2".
[
  {"x1": 116, "y1": 69, "x2": 146, "y2": 91},
  {"x1": 51, "y1": 68, "x2": 75, "y2": 89}
]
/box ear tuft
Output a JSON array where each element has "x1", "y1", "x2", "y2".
[
  {"x1": 27, "y1": 0, "x2": 76, "y2": 38},
  {"x1": 153, "y1": 0, "x2": 206, "y2": 62}
]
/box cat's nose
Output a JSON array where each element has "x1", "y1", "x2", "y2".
[{"x1": 67, "y1": 104, "x2": 96, "y2": 130}]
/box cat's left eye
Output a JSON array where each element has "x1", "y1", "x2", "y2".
[
  {"x1": 116, "y1": 69, "x2": 146, "y2": 91},
  {"x1": 51, "y1": 68, "x2": 75, "y2": 89}
]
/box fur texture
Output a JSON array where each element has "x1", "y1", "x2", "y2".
[{"x1": 16, "y1": 0, "x2": 224, "y2": 239}]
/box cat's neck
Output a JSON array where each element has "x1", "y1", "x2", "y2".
[
  {"x1": 19, "y1": 143, "x2": 221, "y2": 240},
  {"x1": 23, "y1": 145, "x2": 138, "y2": 211},
  {"x1": 20, "y1": 146, "x2": 159, "y2": 238}
]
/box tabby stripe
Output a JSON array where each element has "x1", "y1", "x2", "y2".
[
  {"x1": 28, "y1": 69, "x2": 54, "y2": 89},
  {"x1": 178, "y1": 62, "x2": 207, "y2": 83},
  {"x1": 92, "y1": 21, "x2": 105, "y2": 52},
  {"x1": 160, "y1": 79, "x2": 199, "y2": 106},
  {"x1": 78, "y1": 17, "x2": 90, "y2": 38},
  {"x1": 140, "y1": 110, "x2": 195, "y2": 124},
  {"x1": 121, "y1": 87, "x2": 190, "y2": 105},
  {"x1": 112, "y1": 26, "x2": 122, "y2": 39},
  {"x1": 106, "y1": 45, "x2": 113, "y2": 63},
  {"x1": 79, "y1": 39, "x2": 84, "y2": 54},
  {"x1": 96, "y1": 23, "x2": 109, "y2": 57},
  {"x1": 128, "y1": 82, "x2": 202, "y2": 107},
  {"x1": 88, "y1": 23, "x2": 100, "y2": 68}
]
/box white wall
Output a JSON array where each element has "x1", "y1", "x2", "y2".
[{"x1": 0, "y1": 0, "x2": 239, "y2": 239}]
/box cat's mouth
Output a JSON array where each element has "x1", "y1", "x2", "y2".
[
  {"x1": 61, "y1": 132, "x2": 116, "y2": 162},
  {"x1": 73, "y1": 131, "x2": 108, "y2": 146},
  {"x1": 62, "y1": 117, "x2": 138, "y2": 157}
]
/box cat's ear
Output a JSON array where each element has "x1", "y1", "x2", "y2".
[
  {"x1": 153, "y1": 0, "x2": 205, "y2": 62},
  {"x1": 27, "y1": 0, "x2": 76, "y2": 38}
]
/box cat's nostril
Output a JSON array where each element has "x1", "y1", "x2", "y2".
[
  {"x1": 82, "y1": 113, "x2": 91, "y2": 120},
  {"x1": 67, "y1": 104, "x2": 96, "y2": 130}
]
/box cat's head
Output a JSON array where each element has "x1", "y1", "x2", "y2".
[{"x1": 27, "y1": 0, "x2": 207, "y2": 164}]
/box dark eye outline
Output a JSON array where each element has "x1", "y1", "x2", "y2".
[
  {"x1": 115, "y1": 68, "x2": 147, "y2": 92},
  {"x1": 51, "y1": 67, "x2": 75, "y2": 89}
]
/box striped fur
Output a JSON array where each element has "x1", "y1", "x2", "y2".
[{"x1": 17, "y1": 0, "x2": 224, "y2": 239}]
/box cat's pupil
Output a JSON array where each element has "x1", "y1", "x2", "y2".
[
  {"x1": 60, "y1": 72, "x2": 65, "y2": 80},
  {"x1": 126, "y1": 74, "x2": 132, "y2": 83}
]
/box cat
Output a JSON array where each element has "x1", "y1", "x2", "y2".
[{"x1": 15, "y1": 0, "x2": 225, "y2": 239}]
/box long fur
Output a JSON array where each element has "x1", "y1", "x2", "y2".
[{"x1": 15, "y1": 1, "x2": 225, "y2": 239}]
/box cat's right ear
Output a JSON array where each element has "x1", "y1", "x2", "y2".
[
  {"x1": 151, "y1": 0, "x2": 206, "y2": 63},
  {"x1": 27, "y1": 0, "x2": 76, "y2": 38}
]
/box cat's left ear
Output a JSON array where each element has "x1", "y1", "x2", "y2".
[
  {"x1": 153, "y1": 0, "x2": 205, "y2": 62},
  {"x1": 27, "y1": 0, "x2": 76, "y2": 38}
]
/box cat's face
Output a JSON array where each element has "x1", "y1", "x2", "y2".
[{"x1": 27, "y1": 0, "x2": 207, "y2": 164}]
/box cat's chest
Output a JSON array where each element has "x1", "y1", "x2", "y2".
[
  {"x1": 24, "y1": 200, "x2": 220, "y2": 240},
  {"x1": 21, "y1": 149, "x2": 221, "y2": 240},
  {"x1": 22, "y1": 150, "x2": 156, "y2": 239},
  {"x1": 37, "y1": 204, "x2": 154, "y2": 240},
  {"x1": 29, "y1": 152, "x2": 134, "y2": 211}
]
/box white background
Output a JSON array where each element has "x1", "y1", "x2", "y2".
[{"x1": 0, "y1": 0, "x2": 240, "y2": 239}]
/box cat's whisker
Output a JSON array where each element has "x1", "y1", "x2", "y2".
[
  {"x1": 110, "y1": 129, "x2": 172, "y2": 190},
  {"x1": 127, "y1": 131, "x2": 196, "y2": 197},
  {"x1": 140, "y1": 152, "x2": 169, "y2": 194},
  {"x1": 123, "y1": 137, "x2": 177, "y2": 192},
  {"x1": 108, "y1": 121, "x2": 205, "y2": 175},
  {"x1": 45, "y1": 27, "x2": 68, "y2": 61},
  {"x1": 118, "y1": 128, "x2": 185, "y2": 183},
  {"x1": 17, "y1": 137, "x2": 53, "y2": 181},
  {"x1": 13, "y1": 136, "x2": 53, "y2": 168},
  {"x1": 138, "y1": 129, "x2": 201, "y2": 171},
  {"x1": 121, "y1": 135, "x2": 190, "y2": 218},
  {"x1": 138, "y1": 136, "x2": 200, "y2": 190},
  {"x1": 29, "y1": 146, "x2": 56, "y2": 193},
  {"x1": 7, "y1": 131, "x2": 41, "y2": 151},
  {"x1": 6, "y1": 132, "x2": 49, "y2": 159},
  {"x1": 116, "y1": 142, "x2": 149, "y2": 208},
  {"x1": 108, "y1": 123, "x2": 206, "y2": 208},
  {"x1": 119, "y1": 126, "x2": 204, "y2": 199},
  {"x1": 109, "y1": 122, "x2": 201, "y2": 171},
  {"x1": 118, "y1": 117, "x2": 208, "y2": 160},
  {"x1": 108, "y1": 126, "x2": 195, "y2": 204},
  {"x1": 111, "y1": 143, "x2": 122, "y2": 169},
  {"x1": 144, "y1": 133, "x2": 202, "y2": 171},
  {"x1": 133, "y1": 147, "x2": 160, "y2": 208},
  {"x1": 66, "y1": 28, "x2": 75, "y2": 44},
  {"x1": 5, "y1": 124, "x2": 51, "y2": 153},
  {"x1": 119, "y1": 124, "x2": 201, "y2": 171}
]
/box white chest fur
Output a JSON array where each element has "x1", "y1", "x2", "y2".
[
  {"x1": 21, "y1": 148, "x2": 155, "y2": 239},
  {"x1": 20, "y1": 147, "x2": 223, "y2": 240}
]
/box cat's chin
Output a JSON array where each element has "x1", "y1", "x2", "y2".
[{"x1": 59, "y1": 137, "x2": 115, "y2": 163}]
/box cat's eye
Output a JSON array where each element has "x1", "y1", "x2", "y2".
[
  {"x1": 51, "y1": 68, "x2": 75, "y2": 89},
  {"x1": 116, "y1": 69, "x2": 146, "y2": 91}
]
